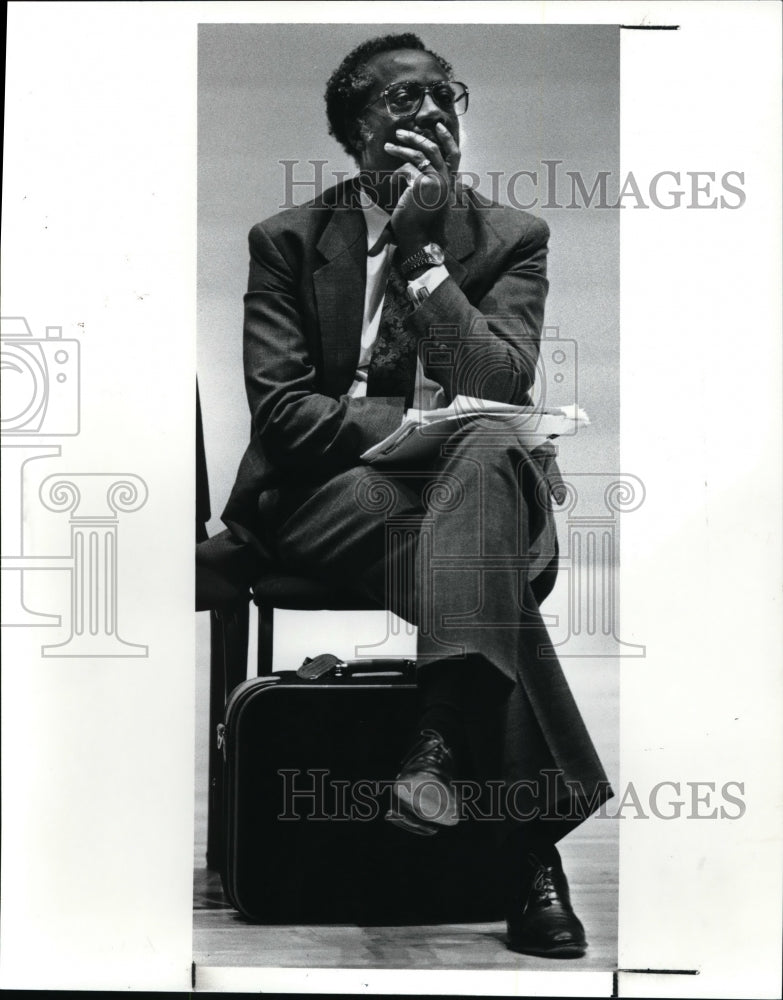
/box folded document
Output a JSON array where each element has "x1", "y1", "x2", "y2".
[{"x1": 360, "y1": 395, "x2": 590, "y2": 466}]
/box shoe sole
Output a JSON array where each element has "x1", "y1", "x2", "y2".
[
  {"x1": 385, "y1": 806, "x2": 439, "y2": 837},
  {"x1": 392, "y1": 775, "x2": 459, "y2": 828},
  {"x1": 507, "y1": 940, "x2": 588, "y2": 959}
]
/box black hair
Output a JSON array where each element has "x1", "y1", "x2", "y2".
[{"x1": 324, "y1": 33, "x2": 453, "y2": 159}]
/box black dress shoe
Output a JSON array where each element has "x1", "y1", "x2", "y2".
[
  {"x1": 386, "y1": 729, "x2": 459, "y2": 835},
  {"x1": 507, "y1": 847, "x2": 587, "y2": 958}
]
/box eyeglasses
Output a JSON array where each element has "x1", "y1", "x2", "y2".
[{"x1": 363, "y1": 80, "x2": 469, "y2": 119}]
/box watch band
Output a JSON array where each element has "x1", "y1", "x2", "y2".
[{"x1": 399, "y1": 242, "x2": 445, "y2": 279}]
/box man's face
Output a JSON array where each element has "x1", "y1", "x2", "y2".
[{"x1": 354, "y1": 49, "x2": 461, "y2": 175}]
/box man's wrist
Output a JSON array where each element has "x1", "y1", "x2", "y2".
[
  {"x1": 399, "y1": 242, "x2": 446, "y2": 280},
  {"x1": 406, "y1": 264, "x2": 449, "y2": 304},
  {"x1": 405, "y1": 263, "x2": 434, "y2": 281}
]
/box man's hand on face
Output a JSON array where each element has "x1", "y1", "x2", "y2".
[{"x1": 384, "y1": 121, "x2": 461, "y2": 257}]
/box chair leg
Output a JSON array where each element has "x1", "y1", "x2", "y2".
[
  {"x1": 223, "y1": 600, "x2": 250, "y2": 694},
  {"x1": 206, "y1": 599, "x2": 250, "y2": 871},
  {"x1": 206, "y1": 609, "x2": 223, "y2": 871},
  {"x1": 257, "y1": 600, "x2": 275, "y2": 676}
]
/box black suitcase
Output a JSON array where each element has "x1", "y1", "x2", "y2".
[{"x1": 218, "y1": 656, "x2": 507, "y2": 924}]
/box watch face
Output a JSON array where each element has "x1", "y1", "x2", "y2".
[{"x1": 426, "y1": 243, "x2": 445, "y2": 265}]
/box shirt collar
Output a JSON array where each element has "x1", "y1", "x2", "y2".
[{"x1": 357, "y1": 186, "x2": 392, "y2": 253}]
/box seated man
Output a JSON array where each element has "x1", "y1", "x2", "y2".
[{"x1": 208, "y1": 32, "x2": 612, "y2": 957}]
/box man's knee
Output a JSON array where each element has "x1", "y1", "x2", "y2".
[{"x1": 440, "y1": 423, "x2": 532, "y2": 479}]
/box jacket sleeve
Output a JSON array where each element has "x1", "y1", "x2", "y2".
[
  {"x1": 410, "y1": 214, "x2": 550, "y2": 404},
  {"x1": 242, "y1": 223, "x2": 406, "y2": 475}
]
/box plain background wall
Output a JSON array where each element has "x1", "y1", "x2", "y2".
[{"x1": 197, "y1": 23, "x2": 620, "y2": 531}]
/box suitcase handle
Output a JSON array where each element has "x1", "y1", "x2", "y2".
[{"x1": 298, "y1": 653, "x2": 416, "y2": 681}]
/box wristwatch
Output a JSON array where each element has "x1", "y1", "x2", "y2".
[{"x1": 399, "y1": 242, "x2": 445, "y2": 279}]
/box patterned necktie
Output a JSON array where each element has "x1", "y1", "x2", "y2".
[{"x1": 365, "y1": 253, "x2": 419, "y2": 407}]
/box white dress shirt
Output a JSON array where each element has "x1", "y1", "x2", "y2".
[{"x1": 347, "y1": 190, "x2": 449, "y2": 411}]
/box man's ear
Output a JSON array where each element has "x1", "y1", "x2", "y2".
[{"x1": 350, "y1": 117, "x2": 372, "y2": 161}]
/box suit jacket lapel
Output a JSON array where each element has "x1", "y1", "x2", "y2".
[{"x1": 314, "y1": 200, "x2": 367, "y2": 395}]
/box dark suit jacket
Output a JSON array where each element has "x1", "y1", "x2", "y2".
[{"x1": 223, "y1": 178, "x2": 552, "y2": 557}]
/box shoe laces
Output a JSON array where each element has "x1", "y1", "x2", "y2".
[
  {"x1": 526, "y1": 852, "x2": 568, "y2": 907},
  {"x1": 401, "y1": 729, "x2": 453, "y2": 771},
  {"x1": 531, "y1": 866, "x2": 559, "y2": 904}
]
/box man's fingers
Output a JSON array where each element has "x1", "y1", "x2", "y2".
[
  {"x1": 385, "y1": 143, "x2": 438, "y2": 174},
  {"x1": 406, "y1": 123, "x2": 460, "y2": 173},
  {"x1": 394, "y1": 129, "x2": 447, "y2": 170},
  {"x1": 435, "y1": 122, "x2": 461, "y2": 171},
  {"x1": 392, "y1": 160, "x2": 446, "y2": 196},
  {"x1": 393, "y1": 162, "x2": 420, "y2": 185}
]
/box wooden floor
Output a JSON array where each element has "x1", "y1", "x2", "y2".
[
  {"x1": 192, "y1": 609, "x2": 619, "y2": 979},
  {"x1": 193, "y1": 831, "x2": 616, "y2": 971}
]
